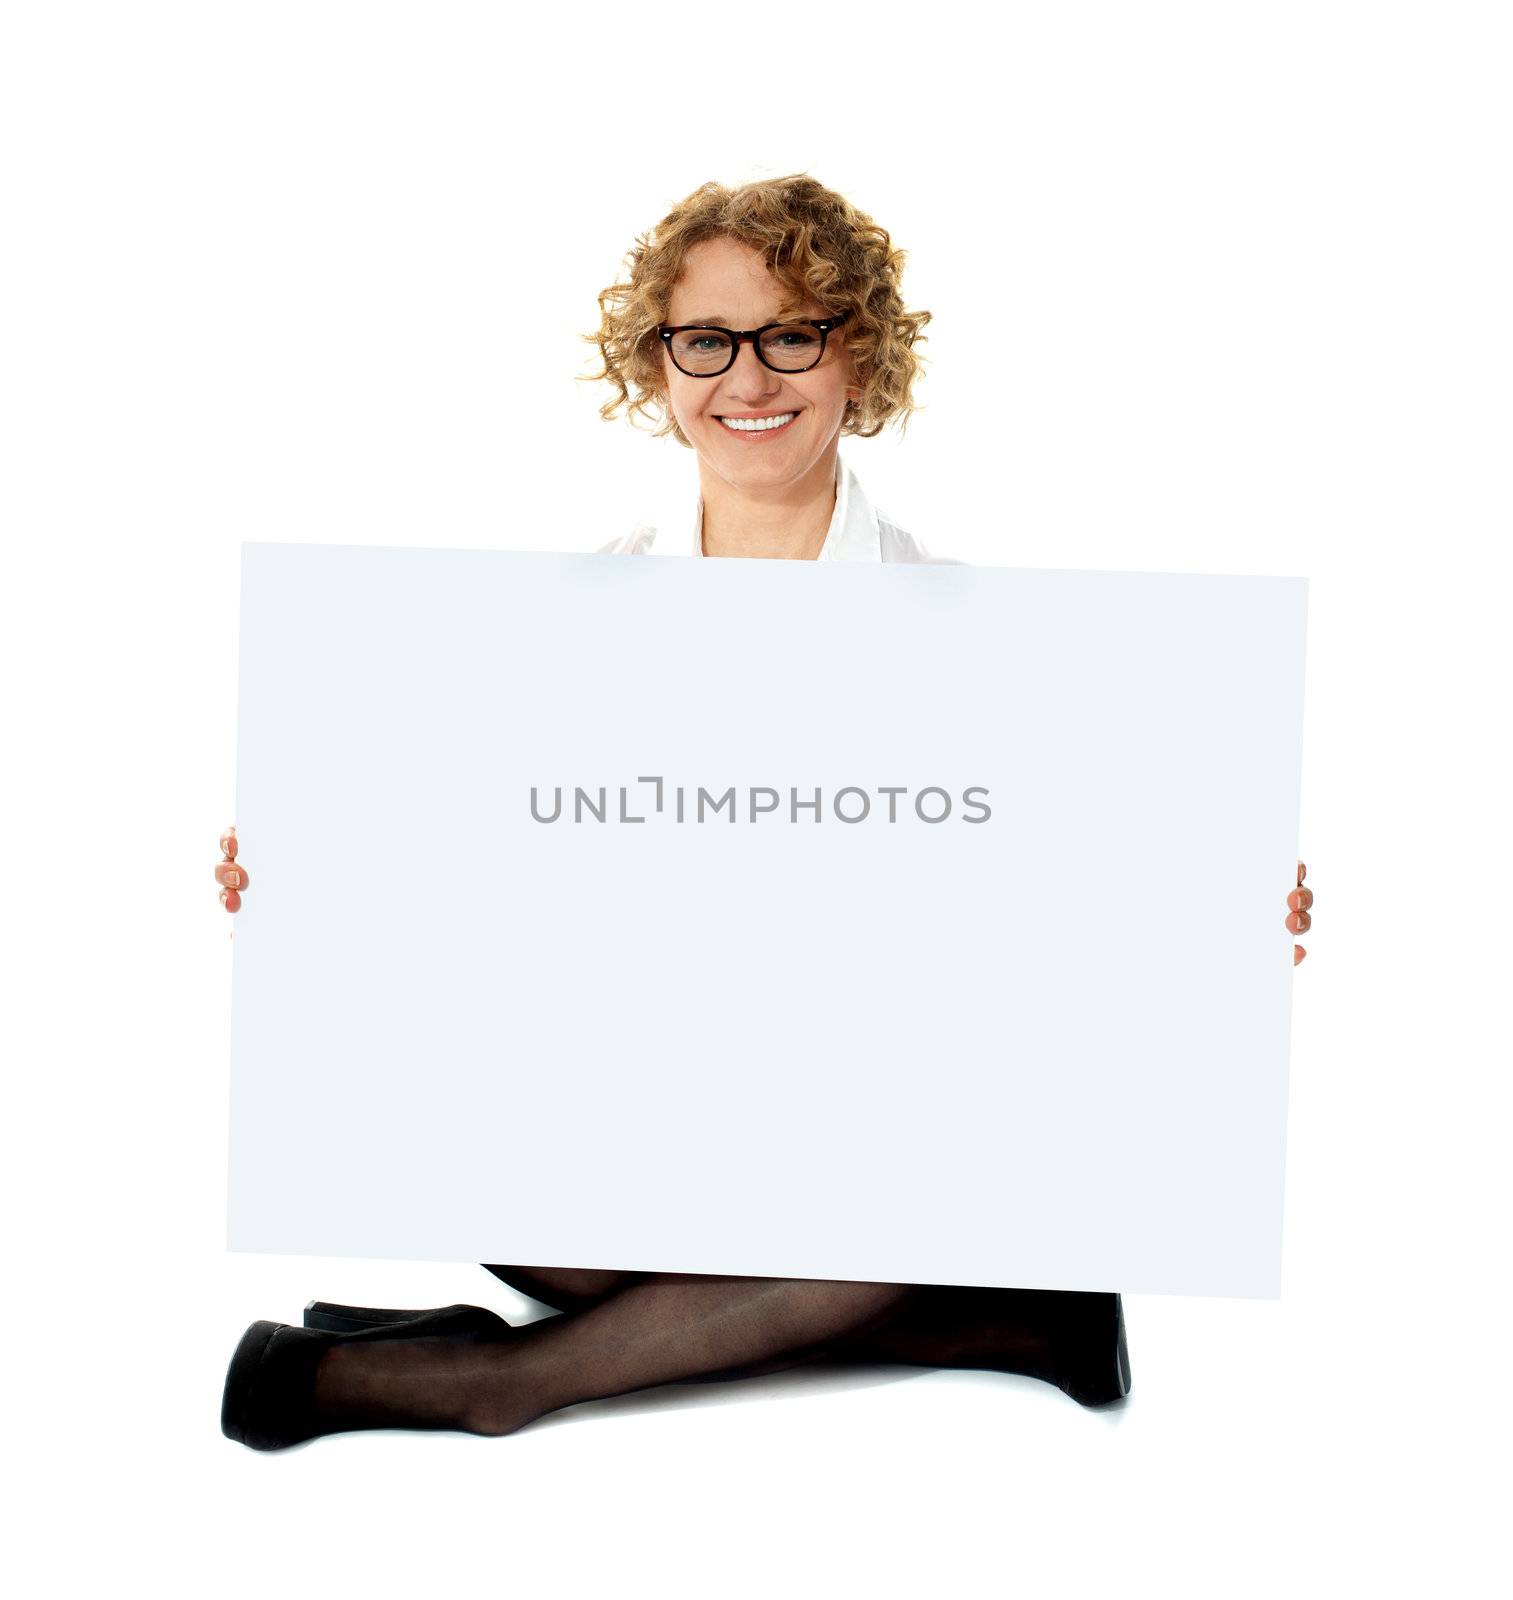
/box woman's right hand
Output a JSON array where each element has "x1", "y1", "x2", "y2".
[{"x1": 216, "y1": 826, "x2": 248, "y2": 912}]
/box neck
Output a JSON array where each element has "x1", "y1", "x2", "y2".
[{"x1": 698, "y1": 446, "x2": 840, "y2": 560}]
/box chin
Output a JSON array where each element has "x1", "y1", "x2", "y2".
[{"x1": 712, "y1": 453, "x2": 811, "y2": 491}]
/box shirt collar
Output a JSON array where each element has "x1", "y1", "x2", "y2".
[{"x1": 665, "y1": 452, "x2": 883, "y2": 562}]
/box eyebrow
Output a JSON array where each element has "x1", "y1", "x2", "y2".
[{"x1": 672, "y1": 311, "x2": 815, "y2": 328}]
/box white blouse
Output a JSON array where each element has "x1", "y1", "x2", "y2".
[{"x1": 595, "y1": 452, "x2": 958, "y2": 564}]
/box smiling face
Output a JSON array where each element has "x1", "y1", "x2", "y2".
[{"x1": 661, "y1": 236, "x2": 859, "y2": 497}]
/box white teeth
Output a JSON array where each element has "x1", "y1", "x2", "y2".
[{"x1": 718, "y1": 412, "x2": 796, "y2": 432}]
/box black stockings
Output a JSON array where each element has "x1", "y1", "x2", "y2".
[
  {"x1": 312, "y1": 1269, "x2": 912, "y2": 1438},
  {"x1": 483, "y1": 1263, "x2": 1113, "y2": 1386},
  {"x1": 308, "y1": 1262, "x2": 1122, "y2": 1439}
]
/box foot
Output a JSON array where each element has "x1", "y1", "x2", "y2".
[
  {"x1": 1042, "y1": 1293, "x2": 1131, "y2": 1406},
  {"x1": 825, "y1": 1286, "x2": 1131, "y2": 1407},
  {"x1": 222, "y1": 1320, "x2": 528, "y2": 1449}
]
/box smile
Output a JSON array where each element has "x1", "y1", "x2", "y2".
[{"x1": 717, "y1": 412, "x2": 797, "y2": 434}]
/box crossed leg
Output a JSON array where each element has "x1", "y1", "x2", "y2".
[
  {"x1": 313, "y1": 1268, "x2": 916, "y2": 1438},
  {"x1": 480, "y1": 1264, "x2": 1110, "y2": 1386}
]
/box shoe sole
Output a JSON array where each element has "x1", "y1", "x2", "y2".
[{"x1": 1116, "y1": 1298, "x2": 1132, "y2": 1397}]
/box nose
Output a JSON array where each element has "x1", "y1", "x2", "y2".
[{"x1": 720, "y1": 340, "x2": 783, "y2": 403}]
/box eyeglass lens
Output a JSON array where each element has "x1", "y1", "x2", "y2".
[{"x1": 668, "y1": 324, "x2": 827, "y2": 374}]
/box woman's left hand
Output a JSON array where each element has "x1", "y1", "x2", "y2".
[{"x1": 1287, "y1": 859, "x2": 1312, "y2": 965}]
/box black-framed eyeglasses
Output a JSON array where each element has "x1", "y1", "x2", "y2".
[{"x1": 656, "y1": 311, "x2": 850, "y2": 377}]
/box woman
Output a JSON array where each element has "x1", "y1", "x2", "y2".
[{"x1": 219, "y1": 174, "x2": 1315, "y2": 1449}]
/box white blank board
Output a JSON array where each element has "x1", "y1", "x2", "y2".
[{"x1": 229, "y1": 544, "x2": 1307, "y2": 1297}]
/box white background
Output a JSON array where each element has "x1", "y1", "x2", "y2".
[{"x1": 2, "y1": 2, "x2": 1509, "y2": 1595}]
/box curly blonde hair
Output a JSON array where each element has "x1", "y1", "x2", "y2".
[{"x1": 584, "y1": 174, "x2": 931, "y2": 446}]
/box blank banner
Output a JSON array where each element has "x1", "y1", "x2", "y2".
[{"x1": 228, "y1": 543, "x2": 1307, "y2": 1297}]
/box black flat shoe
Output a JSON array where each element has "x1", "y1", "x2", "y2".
[
  {"x1": 1053, "y1": 1292, "x2": 1132, "y2": 1407},
  {"x1": 221, "y1": 1321, "x2": 332, "y2": 1450},
  {"x1": 223, "y1": 1304, "x2": 516, "y2": 1450},
  {"x1": 302, "y1": 1300, "x2": 509, "y2": 1337}
]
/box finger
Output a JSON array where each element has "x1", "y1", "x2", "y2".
[
  {"x1": 1287, "y1": 887, "x2": 1314, "y2": 912},
  {"x1": 215, "y1": 860, "x2": 250, "y2": 891},
  {"x1": 220, "y1": 887, "x2": 242, "y2": 913},
  {"x1": 1297, "y1": 860, "x2": 1306, "y2": 887},
  {"x1": 1286, "y1": 909, "x2": 1311, "y2": 934},
  {"x1": 220, "y1": 827, "x2": 239, "y2": 860},
  {"x1": 1294, "y1": 943, "x2": 1306, "y2": 965}
]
